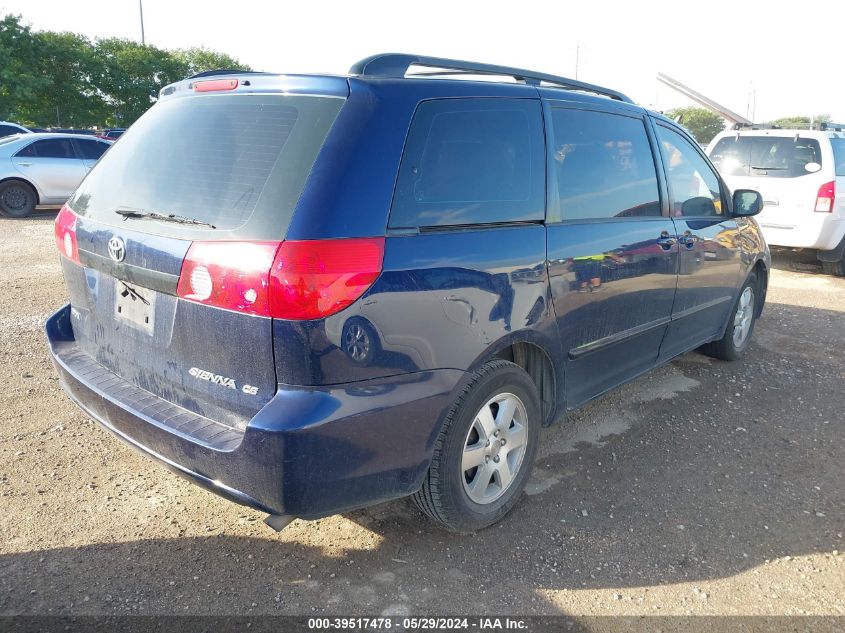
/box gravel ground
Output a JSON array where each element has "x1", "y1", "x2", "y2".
[{"x1": 1, "y1": 212, "x2": 843, "y2": 618}]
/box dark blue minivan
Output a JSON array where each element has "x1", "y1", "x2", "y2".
[{"x1": 46, "y1": 55, "x2": 769, "y2": 532}]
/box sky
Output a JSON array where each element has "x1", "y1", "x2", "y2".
[{"x1": 5, "y1": 0, "x2": 845, "y2": 122}]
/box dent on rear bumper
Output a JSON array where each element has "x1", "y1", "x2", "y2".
[{"x1": 46, "y1": 304, "x2": 463, "y2": 519}]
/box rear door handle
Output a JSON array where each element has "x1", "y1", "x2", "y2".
[
  {"x1": 657, "y1": 232, "x2": 676, "y2": 250},
  {"x1": 17, "y1": 162, "x2": 31, "y2": 167}
]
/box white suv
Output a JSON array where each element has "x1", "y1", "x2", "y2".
[{"x1": 707, "y1": 125, "x2": 845, "y2": 275}]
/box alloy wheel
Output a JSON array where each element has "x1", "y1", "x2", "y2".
[{"x1": 461, "y1": 392, "x2": 528, "y2": 505}]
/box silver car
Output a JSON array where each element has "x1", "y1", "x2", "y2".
[
  {"x1": 0, "y1": 133, "x2": 112, "y2": 217},
  {"x1": 0, "y1": 121, "x2": 32, "y2": 138}
]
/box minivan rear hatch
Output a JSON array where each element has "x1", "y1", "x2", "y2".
[{"x1": 60, "y1": 78, "x2": 346, "y2": 430}]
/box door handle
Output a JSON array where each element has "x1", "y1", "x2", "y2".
[
  {"x1": 17, "y1": 162, "x2": 31, "y2": 167},
  {"x1": 657, "y1": 232, "x2": 676, "y2": 250},
  {"x1": 678, "y1": 232, "x2": 698, "y2": 248}
]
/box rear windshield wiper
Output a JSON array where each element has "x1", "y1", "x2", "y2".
[
  {"x1": 750, "y1": 165, "x2": 787, "y2": 171},
  {"x1": 115, "y1": 208, "x2": 216, "y2": 229}
]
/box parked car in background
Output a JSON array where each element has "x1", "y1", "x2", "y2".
[
  {"x1": 46, "y1": 55, "x2": 769, "y2": 533},
  {"x1": 707, "y1": 125, "x2": 845, "y2": 275},
  {"x1": 0, "y1": 121, "x2": 32, "y2": 139},
  {"x1": 0, "y1": 133, "x2": 111, "y2": 217},
  {"x1": 97, "y1": 128, "x2": 126, "y2": 140},
  {"x1": 42, "y1": 128, "x2": 99, "y2": 136}
]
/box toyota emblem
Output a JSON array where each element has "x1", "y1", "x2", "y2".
[{"x1": 108, "y1": 236, "x2": 126, "y2": 263}]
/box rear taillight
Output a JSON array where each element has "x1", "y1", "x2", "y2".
[
  {"x1": 54, "y1": 204, "x2": 79, "y2": 263},
  {"x1": 269, "y1": 238, "x2": 385, "y2": 320},
  {"x1": 815, "y1": 181, "x2": 835, "y2": 213},
  {"x1": 176, "y1": 242, "x2": 280, "y2": 316},
  {"x1": 176, "y1": 238, "x2": 384, "y2": 320}
]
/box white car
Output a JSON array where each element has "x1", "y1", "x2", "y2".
[
  {"x1": 0, "y1": 133, "x2": 112, "y2": 217},
  {"x1": 707, "y1": 125, "x2": 845, "y2": 275}
]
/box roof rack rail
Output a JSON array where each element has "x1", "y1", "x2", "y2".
[
  {"x1": 349, "y1": 54, "x2": 634, "y2": 103},
  {"x1": 187, "y1": 69, "x2": 264, "y2": 79},
  {"x1": 732, "y1": 122, "x2": 782, "y2": 130},
  {"x1": 733, "y1": 121, "x2": 845, "y2": 132}
]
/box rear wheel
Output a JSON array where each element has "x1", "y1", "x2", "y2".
[
  {"x1": 342, "y1": 317, "x2": 378, "y2": 365},
  {"x1": 819, "y1": 237, "x2": 845, "y2": 277},
  {"x1": 0, "y1": 180, "x2": 37, "y2": 218},
  {"x1": 412, "y1": 359, "x2": 540, "y2": 532},
  {"x1": 701, "y1": 273, "x2": 758, "y2": 361},
  {"x1": 820, "y1": 258, "x2": 845, "y2": 277}
]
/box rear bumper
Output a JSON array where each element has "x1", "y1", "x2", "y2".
[
  {"x1": 46, "y1": 304, "x2": 463, "y2": 519},
  {"x1": 758, "y1": 214, "x2": 845, "y2": 251}
]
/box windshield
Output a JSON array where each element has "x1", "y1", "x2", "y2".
[
  {"x1": 68, "y1": 93, "x2": 344, "y2": 239},
  {"x1": 710, "y1": 135, "x2": 823, "y2": 179}
]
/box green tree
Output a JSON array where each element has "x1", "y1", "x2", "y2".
[
  {"x1": 0, "y1": 15, "x2": 48, "y2": 123},
  {"x1": 92, "y1": 40, "x2": 253, "y2": 127},
  {"x1": 665, "y1": 107, "x2": 726, "y2": 144},
  {"x1": 19, "y1": 30, "x2": 109, "y2": 128},
  {"x1": 92, "y1": 38, "x2": 189, "y2": 127},
  {"x1": 0, "y1": 14, "x2": 252, "y2": 128},
  {"x1": 769, "y1": 114, "x2": 831, "y2": 130},
  {"x1": 173, "y1": 47, "x2": 252, "y2": 76}
]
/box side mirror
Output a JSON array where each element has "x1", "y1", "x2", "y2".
[{"x1": 732, "y1": 189, "x2": 763, "y2": 217}]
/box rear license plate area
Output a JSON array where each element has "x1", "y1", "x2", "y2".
[{"x1": 115, "y1": 282, "x2": 155, "y2": 335}]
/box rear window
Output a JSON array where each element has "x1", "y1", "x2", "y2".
[
  {"x1": 0, "y1": 124, "x2": 24, "y2": 138},
  {"x1": 831, "y1": 138, "x2": 845, "y2": 177},
  {"x1": 710, "y1": 135, "x2": 823, "y2": 179},
  {"x1": 68, "y1": 94, "x2": 344, "y2": 239},
  {"x1": 389, "y1": 98, "x2": 545, "y2": 228}
]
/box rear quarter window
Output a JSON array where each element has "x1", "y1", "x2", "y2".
[
  {"x1": 389, "y1": 98, "x2": 545, "y2": 228},
  {"x1": 830, "y1": 138, "x2": 845, "y2": 176},
  {"x1": 75, "y1": 139, "x2": 110, "y2": 160},
  {"x1": 710, "y1": 135, "x2": 823, "y2": 178}
]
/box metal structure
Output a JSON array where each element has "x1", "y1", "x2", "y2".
[{"x1": 656, "y1": 72, "x2": 751, "y2": 126}]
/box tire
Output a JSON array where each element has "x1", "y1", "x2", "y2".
[
  {"x1": 701, "y1": 272, "x2": 758, "y2": 361},
  {"x1": 412, "y1": 359, "x2": 540, "y2": 532},
  {"x1": 820, "y1": 259, "x2": 845, "y2": 277},
  {"x1": 0, "y1": 180, "x2": 37, "y2": 218},
  {"x1": 341, "y1": 317, "x2": 378, "y2": 365}
]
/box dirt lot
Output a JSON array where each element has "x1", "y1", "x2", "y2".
[{"x1": 1, "y1": 212, "x2": 843, "y2": 618}]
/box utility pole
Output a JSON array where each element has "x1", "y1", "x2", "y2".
[
  {"x1": 139, "y1": 0, "x2": 146, "y2": 45},
  {"x1": 746, "y1": 81, "x2": 752, "y2": 120},
  {"x1": 574, "y1": 43, "x2": 580, "y2": 80},
  {"x1": 745, "y1": 81, "x2": 757, "y2": 123},
  {"x1": 751, "y1": 88, "x2": 756, "y2": 123}
]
